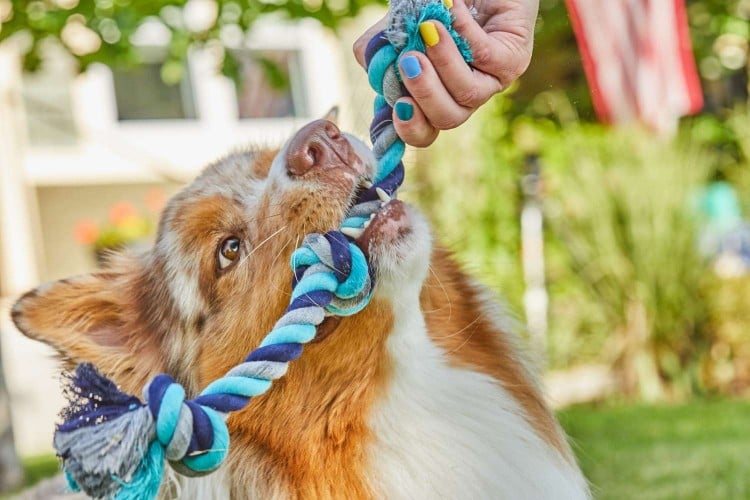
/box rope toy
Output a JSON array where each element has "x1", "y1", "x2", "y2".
[{"x1": 54, "y1": 1, "x2": 472, "y2": 497}]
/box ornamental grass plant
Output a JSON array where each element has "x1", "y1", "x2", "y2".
[{"x1": 416, "y1": 96, "x2": 750, "y2": 399}]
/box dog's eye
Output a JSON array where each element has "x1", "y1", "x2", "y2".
[{"x1": 218, "y1": 237, "x2": 241, "y2": 271}]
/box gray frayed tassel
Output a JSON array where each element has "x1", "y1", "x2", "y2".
[{"x1": 55, "y1": 407, "x2": 155, "y2": 498}]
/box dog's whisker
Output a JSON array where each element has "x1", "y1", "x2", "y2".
[{"x1": 246, "y1": 226, "x2": 288, "y2": 260}]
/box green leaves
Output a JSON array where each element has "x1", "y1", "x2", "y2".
[{"x1": 0, "y1": 0, "x2": 385, "y2": 75}]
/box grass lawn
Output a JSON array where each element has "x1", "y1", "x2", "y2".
[
  {"x1": 10, "y1": 399, "x2": 750, "y2": 498},
  {"x1": 559, "y1": 399, "x2": 750, "y2": 500},
  {"x1": 20, "y1": 454, "x2": 60, "y2": 488}
]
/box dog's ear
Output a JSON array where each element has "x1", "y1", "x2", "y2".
[
  {"x1": 322, "y1": 105, "x2": 339, "y2": 124},
  {"x1": 10, "y1": 253, "x2": 165, "y2": 392}
]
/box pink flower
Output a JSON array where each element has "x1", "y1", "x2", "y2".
[
  {"x1": 109, "y1": 202, "x2": 138, "y2": 225},
  {"x1": 73, "y1": 220, "x2": 99, "y2": 246}
]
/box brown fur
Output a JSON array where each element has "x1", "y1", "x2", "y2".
[
  {"x1": 11, "y1": 257, "x2": 169, "y2": 395},
  {"x1": 252, "y1": 149, "x2": 279, "y2": 179},
  {"x1": 12, "y1": 143, "x2": 394, "y2": 495},
  {"x1": 422, "y1": 248, "x2": 571, "y2": 459},
  {"x1": 220, "y1": 300, "x2": 394, "y2": 498},
  {"x1": 11, "y1": 124, "x2": 572, "y2": 497}
]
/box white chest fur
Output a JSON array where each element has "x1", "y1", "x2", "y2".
[
  {"x1": 166, "y1": 467, "x2": 231, "y2": 499},
  {"x1": 365, "y1": 289, "x2": 589, "y2": 499},
  {"x1": 168, "y1": 291, "x2": 588, "y2": 500}
]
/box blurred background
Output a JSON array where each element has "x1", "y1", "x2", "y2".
[{"x1": 0, "y1": 0, "x2": 749, "y2": 497}]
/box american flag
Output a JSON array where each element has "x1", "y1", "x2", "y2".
[{"x1": 564, "y1": 0, "x2": 703, "y2": 134}]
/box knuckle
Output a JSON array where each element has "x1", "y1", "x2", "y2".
[
  {"x1": 427, "y1": 47, "x2": 452, "y2": 70},
  {"x1": 451, "y1": 8, "x2": 473, "y2": 34},
  {"x1": 453, "y1": 86, "x2": 481, "y2": 108},
  {"x1": 402, "y1": 127, "x2": 438, "y2": 148},
  {"x1": 408, "y1": 82, "x2": 434, "y2": 102},
  {"x1": 471, "y1": 44, "x2": 493, "y2": 68},
  {"x1": 515, "y1": 46, "x2": 534, "y2": 76},
  {"x1": 452, "y1": 17, "x2": 469, "y2": 34},
  {"x1": 409, "y1": 135, "x2": 437, "y2": 148},
  {"x1": 498, "y1": 57, "x2": 528, "y2": 89},
  {"x1": 496, "y1": 38, "x2": 533, "y2": 86},
  {"x1": 432, "y1": 114, "x2": 465, "y2": 130}
]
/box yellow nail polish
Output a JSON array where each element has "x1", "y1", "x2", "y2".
[
  {"x1": 443, "y1": 0, "x2": 453, "y2": 9},
  {"x1": 419, "y1": 22, "x2": 440, "y2": 48}
]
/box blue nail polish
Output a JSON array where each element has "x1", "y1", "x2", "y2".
[
  {"x1": 400, "y1": 56, "x2": 422, "y2": 79},
  {"x1": 395, "y1": 102, "x2": 414, "y2": 121}
]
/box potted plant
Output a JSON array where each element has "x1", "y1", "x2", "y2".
[{"x1": 73, "y1": 189, "x2": 166, "y2": 266}]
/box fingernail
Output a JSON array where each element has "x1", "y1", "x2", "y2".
[
  {"x1": 395, "y1": 102, "x2": 414, "y2": 121},
  {"x1": 419, "y1": 22, "x2": 440, "y2": 47},
  {"x1": 400, "y1": 55, "x2": 422, "y2": 79},
  {"x1": 443, "y1": 0, "x2": 453, "y2": 8}
]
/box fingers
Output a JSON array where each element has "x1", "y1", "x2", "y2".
[
  {"x1": 450, "y1": 0, "x2": 534, "y2": 87},
  {"x1": 354, "y1": 0, "x2": 536, "y2": 147},
  {"x1": 398, "y1": 51, "x2": 472, "y2": 130},
  {"x1": 353, "y1": 16, "x2": 388, "y2": 69},
  {"x1": 391, "y1": 98, "x2": 439, "y2": 147},
  {"x1": 450, "y1": 0, "x2": 501, "y2": 76},
  {"x1": 420, "y1": 20, "x2": 501, "y2": 109}
]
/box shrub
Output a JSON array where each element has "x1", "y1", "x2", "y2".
[
  {"x1": 541, "y1": 125, "x2": 713, "y2": 399},
  {"x1": 413, "y1": 96, "x2": 750, "y2": 400}
]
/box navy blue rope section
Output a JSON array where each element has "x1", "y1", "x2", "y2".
[{"x1": 52, "y1": 2, "x2": 471, "y2": 498}]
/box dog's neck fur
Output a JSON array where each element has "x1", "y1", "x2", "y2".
[{"x1": 174, "y1": 247, "x2": 587, "y2": 499}]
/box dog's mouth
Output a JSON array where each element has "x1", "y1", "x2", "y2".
[
  {"x1": 358, "y1": 199, "x2": 411, "y2": 261},
  {"x1": 313, "y1": 191, "x2": 413, "y2": 343},
  {"x1": 340, "y1": 188, "x2": 411, "y2": 255}
]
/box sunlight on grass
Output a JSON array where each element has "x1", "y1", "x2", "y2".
[
  {"x1": 10, "y1": 400, "x2": 750, "y2": 498},
  {"x1": 559, "y1": 399, "x2": 750, "y2": 499}
]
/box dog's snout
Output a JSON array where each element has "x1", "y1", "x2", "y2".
[{"x1": 286, "y1": 120, "x2": 348, "y2": 176}]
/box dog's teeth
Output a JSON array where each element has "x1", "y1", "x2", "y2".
[
  {"x1": 369, "y1": 213, "x2": 376, "y2": 220},
  {"x1": 361, "y1": 180, "x2": 373, "y2": 189},
  {"x1": 341, "y1": 227, "x2": 364, "y2": 239},
  {"x1": 376, "y1": 187, "x2": 391, "y2": 202},
  {"x1": 363, "y1": 220, "x2": 371, "y2": 229}
]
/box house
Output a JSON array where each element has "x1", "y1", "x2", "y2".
[{"x1": 0, "y1": 10, "x2": 380, "y2": 456}]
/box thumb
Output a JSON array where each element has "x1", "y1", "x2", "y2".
[{"x1": 353, "y1": 16, "x2": 389, "y2": 69}]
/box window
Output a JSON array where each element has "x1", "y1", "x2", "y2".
[
  {"x1": 235, "y1": 50, "x2": 307, "y2": 119},
  {"x1": 112, "y1": 62, "x2": 197, "y2": 121},
  {"x1": 23, "y1": 72, "x2": 78, "y2": 145}
]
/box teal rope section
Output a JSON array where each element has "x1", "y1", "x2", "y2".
[{"x1": 52, "y1": 1, "x2": 472, "y2": 498}]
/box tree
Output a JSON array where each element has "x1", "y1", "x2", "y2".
[{"x1": 0, "y1": 0, "x2": 384, "y2": 81}]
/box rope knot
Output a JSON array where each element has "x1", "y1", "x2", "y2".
[
  {"x1": 289, "y1": 231, "x2": 373, "y2": 316},
  {"x1": 144, "y1": 375, "x2": 228, "y2": 476}
]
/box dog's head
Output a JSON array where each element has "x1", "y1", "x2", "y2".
[{"x1": 11, "y1": 118, "x2": 431, "y2": 399}]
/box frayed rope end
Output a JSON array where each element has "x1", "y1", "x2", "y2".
[
  {"x1": 387, "y1": 0, "x2": 473, "y2": 63},
  {"x1": 54, "y1": 364, "x2": 164, "y2": 499},
  {"x1": 112, "y1": 441, "x2": 165, "y2": 500}
]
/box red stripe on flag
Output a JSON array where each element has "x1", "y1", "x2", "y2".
[
  {"x1": 673, "y1": 0, "x2": 704, "y2": 114},
  {"x1": 564, "y1": 0, "x2": 703, "y2": 131},
  {"x1": 564, "y1": 0, "x2": 612, "y2": 123}
]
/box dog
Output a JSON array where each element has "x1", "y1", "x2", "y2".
[{"x1": 12, "y1": 118, "x2": 589, "y2": 498}]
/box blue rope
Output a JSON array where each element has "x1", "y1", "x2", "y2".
[{"x1": 53, "y1": 2, "x2": 472, "y2": 498}]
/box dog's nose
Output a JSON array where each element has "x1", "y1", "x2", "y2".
[{"x1": 286, "y1": 120, "x2": 349, "y2": 176}]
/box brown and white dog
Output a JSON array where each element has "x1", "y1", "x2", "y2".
[{"x1": 12, "y1": 118, "x2": 589, "y2": 498}]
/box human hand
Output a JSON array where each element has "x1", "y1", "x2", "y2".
[{"x1": 353, "y1": 0, "x2": 539, "y2": 147}]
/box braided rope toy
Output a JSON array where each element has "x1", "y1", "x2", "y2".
[{"x1": 54, "y1": 2, "x2": 472, "y2": 498}]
